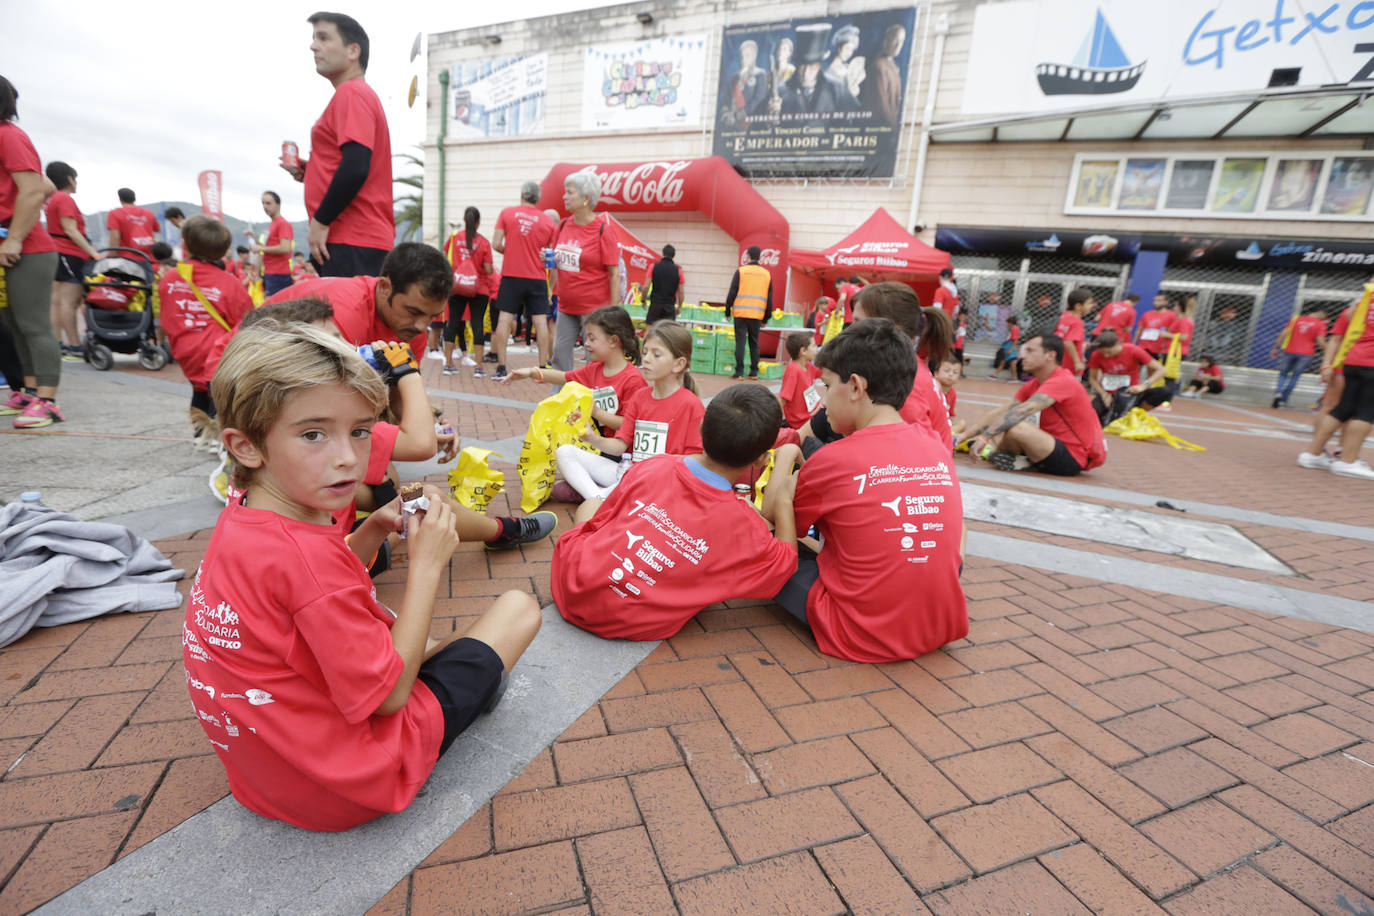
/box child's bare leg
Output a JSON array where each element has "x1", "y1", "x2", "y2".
[
  {"x1": 437, "y1": 590, "x2": 542, "y2": 671},
  {"x1": 573, "y1": 497, "x2": 603, "y2": 526}
]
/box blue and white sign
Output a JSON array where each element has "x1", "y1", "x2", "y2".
[{"x1": 962, "y1": 0, "x2": 1374, "y2": 116}]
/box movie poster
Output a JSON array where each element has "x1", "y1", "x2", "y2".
[
  {"x1": 1119, "y1": 158, "x2": 1165, "y2": 210},
  {"x1": 448, "y1": 54, "x2": 548, "y2": 139},
  {"x1": 1320, "y1": 157, "x2": 1374, "y2": 216},
  {"x1": 1073, "y1": 160, "x2": 1118, "y2": 209},
  {"x1": 1165, "y1": 159, "x2": 1214, "y2": 210},
  {"x1": 712, "y1": 8, "x2": 917, "y2": 178},
  {"x1": 582, "y1": 36, "x2": 707, "y2": 131},
  {"x1": 1211, "y1": 158, "x2": 1266, "y2": 213},
  {"x1": 1267, "y1": 159, "x2": 1322, "y2": 212}
]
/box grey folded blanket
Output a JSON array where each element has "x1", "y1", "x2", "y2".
[{"x1": 0, "y1": 502, "x2": 186, "y2": 648}]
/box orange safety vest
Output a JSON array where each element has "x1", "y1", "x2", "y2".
[{"x1": 733, "y1": 263, "x2": 770, "y2": 320}]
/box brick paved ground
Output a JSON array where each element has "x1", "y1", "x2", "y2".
[{"x1": 2, "y1": 351, "x2": 1372, "y2": 914}]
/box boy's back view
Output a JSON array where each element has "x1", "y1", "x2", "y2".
[
  {"x1": 553, "y1": 385, "x2": 797, "y2": 640},
  {"x1": 778, "y1": 318, "x2": 968, "y2": 663}
]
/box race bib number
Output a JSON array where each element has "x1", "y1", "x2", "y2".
[
  {"x1": 632, "y1": 420, "x2": 669, "y2": 460},
  {"x1": 553, "y1": 244, "x2": 582, "y2": 273},
  {"x1": 1101, "y1": 373, "x2": 1130, "y2": 392},
  {"x1": 592, "y1": 386, "x2": 618, "y2": 415},
  {"x1": 1140, "y1": 328, "x2": 1160, "y2": 341},
  {"x1": 802, "y1": 385, "x2": 822, "y2": 413}
]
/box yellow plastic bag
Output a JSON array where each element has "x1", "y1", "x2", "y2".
[
  {"x1": 517, "y1": 382, "x2": 595, "y2": 512},
  {"x1": 1104, "y1": 407, "x2": 1206, "y2": 451},
  {"x1": 752, "y1": 450, "x2": 775, "y2": 510},
  {"x1": 448, "y1": 447, "x2": 505, "y2": 512},
  {"x1": 1153, "y1": 333, "x2": 1183, "y2": 385},
  {"x1": 821, "y1": 308, "x2": 844, "y2": 344}
]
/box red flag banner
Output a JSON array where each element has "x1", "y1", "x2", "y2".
[{"x1": 197, "y1": 170, "x2": 224, "y2": 221}]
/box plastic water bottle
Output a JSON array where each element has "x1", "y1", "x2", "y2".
[{"x1": 20, "y1": 491, "x2": 44, "y2": 509}]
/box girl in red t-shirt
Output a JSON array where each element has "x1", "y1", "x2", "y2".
[
  {"x1": 556, "y1": 322, "x2": 703, "y2": 501},
  {"x1": 1181, "y1": 356, "x2": 1225, "y2": 397},
  {"x1": 504, "y1": 305, "x2": 646, "y2": 433}
]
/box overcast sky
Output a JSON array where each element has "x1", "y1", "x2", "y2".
[{"x1": 4, "y1": 0, "x2": 607, "y2": 229}]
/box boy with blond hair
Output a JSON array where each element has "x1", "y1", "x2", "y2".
[{"x1": 185, "y1": 323, "x2": 540, "y2": 830}]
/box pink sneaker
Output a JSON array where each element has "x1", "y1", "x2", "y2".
[
  {"x1": 13, "y1": 398, "x2": 65, "y2": 428},
  {"x1": 0, "y1": 390, "x2": 35, "y2": 416}
]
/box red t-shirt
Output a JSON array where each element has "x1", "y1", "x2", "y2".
[
  {"x1": 1088, "y1": 344, "x2": 1154, "y2": 392},
  {"x1": 183, "y1": 499, "x2": 442, "y2": 831},
  {"x1": 613, "y1": 386, "x2": 704, "y2": 460},
  {"x1": 1282, "y1": 314, "x2": 1328, "y2": 356},
  {"x1": 224, "y1": 258, "x2": 245, "y2": 279},
  {"x1": 1136, "y1": 308, "x2": 1178, "y2": 355},
  {"x1": 158, "y1": 261, "x2": 254, "y2": 389},
  {"x1": 779, "y1": 360, "x2": 824, "y2": 429},
  {"x1": 1095, "y1": 300, "x2": 1137, "y2": 337},
  {"x1": 1331, "y1": 305, "x2": 1374, "y2": 368},
  {"x1": 812, "y1": 298, "x2": 837, "y2": 344},
  {"x1": 933, "y1": 283, "x2": 959, "y2": 320},
  {"x1": 1054, "y1": 311, "x2": 1085, "y2": 347},
  {"x1": 265, "y1": 275, "x2": 425, "y2": 352},
  {"x1": 106, "y1": 205, "x2": 159, "y2": 259},
  {"x1": 264, "y1": 216, "x2": 294, "y2": 276},
  {"x1": 1015, "y1": 367, "x2": 1107, "y2": 470},
  {"x1": 44, "y1": 190, "x2": 87, "y2": 258},
  {"x1": 943, "y1": 387, "x2": 957, "y2": 418},
  {"x1": 305, "y1": 79, "x2": 393, "y2": 251},
  {"x1": 494, "y1": 205, "x2": 555, "y2": 280},
  {"x1": 898, "y1": 361, "x2": 953, "y2": 450},
  {"x1": 553, "y1": 456, "x2": 796, "y2": 640},
  {"x1": 553, "y1": 217, "x2": 619, "y2": 316},
  {"x1": 0, "y1": 123, "x2": 56, "y2": 255},
  {"x1": 1008, "y1": 324, "x2": 1021, "y2": 342},
  {"x1": 1173, "y1": 317, "x2": 1194, "y2": 356},
  {"x1": 444, "y1": 231, "x2": 495, "y2": 297},
  {"x1": 332, "y1": 421, "x2": 401, "y2": 532},
  {"x1": 793, "y1": 422, "x2": 967, "y2": 663},
  {"x1": 567, "y1": 360, "x2": 648, "y2": 419},
  {"x1": 839, "y1": 283, "x2": 862, "y2": 322},
  {"x1": 1197, "y1": 364, "x2": 1224, "y2": 380}
]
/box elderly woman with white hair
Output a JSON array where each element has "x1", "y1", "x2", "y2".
[{"x1": 550, "y1": 170, "x2": 620, "y2": 371}]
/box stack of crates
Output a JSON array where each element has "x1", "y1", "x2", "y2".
[
  {"x1": 714, "y1": 327, "x2": 736, "y2": 375},
  {"x1": 689, "y1": 327, "x2": 716, "y2": 374}
]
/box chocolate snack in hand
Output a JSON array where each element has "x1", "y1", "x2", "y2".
[{"x1": 399, "y1": 484, "x2": 430, "y2": 539}]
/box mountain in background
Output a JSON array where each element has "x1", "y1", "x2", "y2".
[{"x1": 80, "y1": 201, "x2": 309, "y2": 253}]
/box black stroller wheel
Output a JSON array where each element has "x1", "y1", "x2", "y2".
[
  {"x1": 88, "y1": 343, "x2": 114, "y2": 371},
  {"x1": 138, "y1": 345, "x2": 169, "y2": 371}
]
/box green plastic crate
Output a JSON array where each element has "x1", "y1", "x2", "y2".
[
  {"x1": 757, "y1": 361, "x2": 783, "y2": 380},
  {"x1": 691, "y1": 328, "x2": 717, "y2": 357}
]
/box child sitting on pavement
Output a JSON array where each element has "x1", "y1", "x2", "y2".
[
  {"x1": 556, "y1": 321, "x2": 704, "y2": 501},
  {"x1": 778, "y1": 331, "x2": 823, "y2": 430},
  {"x1": 552, "y1": 384, "x2": 798, "y2": 640},
  {"x1": 1181, "y1": 356, "x2": 1225, "y2": 398},
  {"x1": 769, "y1": 318, "x2": 968, "y2": 663},
  {"x1": 187, "y1": 323, "x2": 540, "y2": 831},
  {"x1": 935, "y1": 354, "x2": 966, "y2": 441}
]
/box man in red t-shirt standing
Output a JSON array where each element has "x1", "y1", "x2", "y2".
[
  {"x1": 957, "y1": 334, "x2": 1106, "y2": 476},
  {"x1": 932, "y1": 267, "x2": 959, "y2": 321},
  {"x1": 1133, "y1": 293, "x2": 1179, "y2": 359},
  {"x1": 491, "y1": 180, "x2": 556, "y2": 377},
  {"x1": 282, "y1": 13, "x2": 392, "y2": 278},
  {"x1": 1093, "y1": 292, "x2": 1139, "y2": 340},
  {"x1": 1270, "y1": 303, "x2": 1329, "y2": 408},
  {"x1": 250, "y1": 190, "x2": 295, "y2": 297},
  {"x1": 105, "y1": 188, "x2": 159, "y2": 261},
  {"x1": 1053, "y1": 287, "x2": 1094, "y2": 374}
]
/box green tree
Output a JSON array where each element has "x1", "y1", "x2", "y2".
[{"x1": 394, "y1": 149, "x2": 423, "y2": 243}]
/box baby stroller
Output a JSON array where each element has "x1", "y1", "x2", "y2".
[{"x1": 81, "y1": 248, "x2": 168, "y2": 371}]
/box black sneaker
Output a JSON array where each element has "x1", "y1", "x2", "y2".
[
  {"x1": 988, "y1": 450, "x2": 1029, "y2": 471},
  {"x1": 1271, "y1": 397, "x2": 1281, "y2": 409},
  {"x1": 493, "y1": 365, "x2": 509, "y2": 381},
  {"x1": 485, "y1": 511, "x2": 558, "y2": 551},
  {"x1": 483, "y1": 351, "x2": 499, "y2": 363}
]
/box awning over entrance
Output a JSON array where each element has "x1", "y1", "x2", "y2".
[{"x1": 929, "y1": 85, "x2": 1374, "y2": 143}]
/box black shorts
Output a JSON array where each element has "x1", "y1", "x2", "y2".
[
  {"x1": 416, "y1": 637, "x2": 506, "y2": 755},
  {"x1": 1331, "y1": 364, "x2": 1374, "y2": 425},
  {"x1": 807, "y1": 407, "x2": 844, "y2": 444},
  {"x1": 496, "y1": 276, "x2": 549, "y2": 319},
  {"x1": 315, "y1": 242, "x2": 387, "y2": 278},
  {"x1": 1031, "y1": 438, "x2": 1086, "y2": 476},
  {"x1": 55, "y1": 252, "x2": 86, "y2": 284}
]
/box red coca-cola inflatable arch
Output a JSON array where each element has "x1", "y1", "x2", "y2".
[{"x1": 538, "y1": 156, "x2": 789, "y2": 301}]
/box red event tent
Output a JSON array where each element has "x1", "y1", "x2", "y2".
[
  {"x1": 598, "y1": 213, "x2": 659, "y2": 298},
  {"x1": 788, "y1": 207, "x2": 951, "y2": 313}
]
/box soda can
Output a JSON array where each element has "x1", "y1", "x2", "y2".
[
  {"x1": 281, "y1": 141, "x2": 300, "y2": 169},
  {"x1": 543, "y1": 247, "x2": 556, "y2": 270}
]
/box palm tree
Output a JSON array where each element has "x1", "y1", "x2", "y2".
[{"x1": 394, "y1": 148, "x2": 423, "y2": 243}]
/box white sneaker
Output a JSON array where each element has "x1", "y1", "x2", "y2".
[
  {"x1": 1297, "y1": 452, "x2": 1333, "y2": 470},
  {"x1": 425, "y1": 349, "x2": 443, "y2": 361},
  {"x1": 460, "y1": 354, "x2": 477, "y2": 367},
  {"x1": 1330, "y1": 459, "x2": 1374, "y2": 480}
]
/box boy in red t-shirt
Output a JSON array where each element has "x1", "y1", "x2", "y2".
[
  {"x1": 1053, "y1": 287, "x2": 1094, "y2": 373},
  {"x1": 1085, "y1": 329, "x2": 1165, "y2": 424},
  {"x1": 935, "y1": 354, "x2": 965, "y2": 440},
  {"x1": 773, "y1": 318, "x2": 968, "y2": 663},
  {"x1": 778, "y1": 331, "x2": 823, "y2": 429},
  {"x1": 158, "y1": 216, "x2": 253, "y2": 419},
  {"x1": 553, "y1": 385, "x2": 798, "y2": 640},
  {"x1": 188, "y1": 323, "x2": 540, "y2": 831}
]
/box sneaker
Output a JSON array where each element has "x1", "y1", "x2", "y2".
[
  {"x1": 1297, "y1": 451, "x2": 1334, "y2": 470},
  {"x1": 1330, "y1": 459, "x2": 1374, "y2": 480},
  {"x1": 747, "y1": 374, "x2": 760, "y2": 381},
  {"x1": 13, "y1": 397, "x2": 65, "y2": 429},
  {"x1": 442, "y1": 363, "x2": 459, "y2": 375},
  {"x1": 493, "y1": 366, "x2": 509, "y2": 381},
  {"x1": 0, "y1": 390, "x2": 35, "y2": 416},
  {"x1": 460, "y1": 354, "x2": 477, "y2": 367},
  {"x1": 483, "y1": 351, "x2": 499, "y2": 363},
  {"x1": 473, "y1": 367, "x2": 486, "y2": 379},
  {"x1": 988, "y1": 450, "x2": 1030, "y2": 471},
  {"x1": 425, "y1": 348, "x2": 443, "y2": 361},
  {"x1": 1155, "y1": 402, "x2": 1173, "y2": 412},
  {"x1": 550, "y1": 481, "x2": 584, "y2": 504},
  {"x1": 729, "y1": 373, "x2": 744, "y2": 380},
  {"x1": 485, "y1": 511, "x2": 558, "y2": 551},
  {"x1": 61, "y1": 344, "x2": 83, "y2": 362},
  {"x1": 1272, "y1": 397, "x2": 1282, "y2": 409}
]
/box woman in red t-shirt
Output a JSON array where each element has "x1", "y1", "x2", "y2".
[
  {"x1": 551, "y1": 172, "x2": 621, "y2": 372},
  {"x1": 42, "y1": 161, "x2": 99, "y2": 361},
  {"x1": 0, "y1": 77, "x2": 63, "y2": 428},
  {"x1": 441, "y1": 206, "x2": 495, "y2": 376}
]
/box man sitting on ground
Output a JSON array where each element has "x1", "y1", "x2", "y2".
[
  {"x1": 1086, "y1": 329, "x2": 1165, "y2": 425},
  {"x1": 957, "y1": 334, "x2": 1106, "y2": 476}
]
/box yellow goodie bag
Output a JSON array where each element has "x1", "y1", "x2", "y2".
[
  {"x1": 821, "y1": 308, "x2": 844, "y2": 345},
  {"x1": 751, "y1": 450, "x2": 775, "y2": 510},
  {"x1": 517, "y1": 382, "x2": 596, "y2": 512},
  {"x1": 1152, "y1": 333, "x2": 1183, "y2": 385},
  {"x1": 1104, "y1": 407, "x2": 1206, "y2": 451},
  {"x1": 448, "y1": 447, "x2": 505, "y2": 512}
]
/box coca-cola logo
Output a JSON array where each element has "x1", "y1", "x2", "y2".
[
  {"x1": 583, "y1": 160, "x2": 690, "y2": 207},
  {"x1": 741, "y1": 248, "x2": 781, "y2": 266}
]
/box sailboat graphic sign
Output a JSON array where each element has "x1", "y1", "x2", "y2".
[{"x1": 1035, "y1": 8, "x2": 1144, "y2": 96}]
